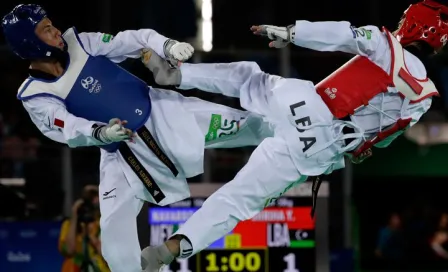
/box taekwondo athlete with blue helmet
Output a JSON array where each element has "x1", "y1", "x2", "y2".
[{"x1": 2, "y1": 4, "x2": 272, "y2": 272}]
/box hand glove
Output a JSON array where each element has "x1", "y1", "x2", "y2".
[
  {"x1": 250, "y1": 24, "x2": 295, "y2": 48},
  {"x1": 141, "y1": 49, "x2": 181, "y2": 86},
  {"x1": 95, "y1": 118, "x2": 134, "y2": 143},
  {"x1": 163, "y1": 39, "x2": 194, "y2": 62}
]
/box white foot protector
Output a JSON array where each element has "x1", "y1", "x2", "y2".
[{"x1": 141, "y1": 244, "x2": 174, "y2": 272}]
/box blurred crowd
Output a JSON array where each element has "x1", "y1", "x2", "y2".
[
  {"x1": 374, "y1": 209, "x2": 448, "y2": 270},
  {"x1": 0, "y1": 61, "x2": 41, "y2": 179}
]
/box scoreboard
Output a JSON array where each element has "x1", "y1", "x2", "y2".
[{"x1": 147, "y1": 182, "x2": 329, "y2": 272}]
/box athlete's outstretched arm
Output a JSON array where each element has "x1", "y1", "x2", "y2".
[
  {"x1": 252, "y1": 21, "x2": 387, "y2": 57},
  {"x1": 78, "y1": 29, "x2": 193, "y2": 63},
  {"x1": 293, "y1": 21, "x2": 387, "y2": 57},
  {"x1": 22, "y1": 97, "x2": 132, "y2": 147}
]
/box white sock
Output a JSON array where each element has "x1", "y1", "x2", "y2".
[{"x1": 179, "y1": 237, "x2": 193, "y2": 258}]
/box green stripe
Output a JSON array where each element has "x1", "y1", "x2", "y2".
[
  {"x1": 205, "y1": 114, "x2": 222, "y2": 142},
  {"x1": 290, "y1": 240, "x2": 315, "y2": 248}
]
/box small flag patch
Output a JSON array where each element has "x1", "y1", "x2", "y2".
[
  {"x1": 54, "y1": 118, "x2": 64, "y2": 128},
  {"x1": 102, "y1": 34, "x2": 113, "y2": 43}
]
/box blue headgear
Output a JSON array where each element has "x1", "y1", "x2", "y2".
[{"x1": 2, "y1": 4, "x2": 63, "y2": 60}]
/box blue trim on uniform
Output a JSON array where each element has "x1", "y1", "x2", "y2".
[
  {"x1": 71, "y1": 27, "x2": 92, "y2": 56},
  {"x1": 16, "y1": 78, "x2": 34, "y2": 99},
  {"x1": 17, "y1": 93, "x2": 66, "y2": 104},
  {"x1": 17, "y1": 78, "x2": 68, "y2": 102}
]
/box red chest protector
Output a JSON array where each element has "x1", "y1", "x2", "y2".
[{"x1": 315, "y1": 28, "x2": 439, "y2": 162}]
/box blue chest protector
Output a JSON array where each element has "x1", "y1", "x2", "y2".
[
  {"x1": 17, "y1": 28, "x2": 151, "y2": 152},
  {"x1": 67, "y1": 56, "x2": 151, "y2": 151}
]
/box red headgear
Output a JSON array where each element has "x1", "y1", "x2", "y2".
[{"x1": 395, "y1": 0, "x2": 448, "y2": 50}]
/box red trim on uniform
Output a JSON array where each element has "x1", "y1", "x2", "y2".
[
  {"x1": 408, "y1": 91, "x2": 440, "y2": 103},
  {"x1": 351, "y1": 118, "x2": 412, "y2": 158},
  {"x1": 404, "y1": 60, "x2": 429, "y2": 82},
  {"x1": 398, "y1": 68, "x2": 424, "y2": 94},
  {"x1": 382, "y1": 27, "x2": 396, "y2": 78},
  {"x1": 383, "y1": 27, "x2": 438, "y2": 102},
  {"x1": 401, "y1": 48, "x2": 429, "y2": 82},
  {"x1": 54, "y1": 118, "x2": 65, "y2": 128}
]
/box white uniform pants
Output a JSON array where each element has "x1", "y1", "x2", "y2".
[
  {"x1": 174, "y1": 136, "x2": 306, "y2": 256},
  {"x1": 99, "y1": 93, "x2": 271, "y2": 272}
]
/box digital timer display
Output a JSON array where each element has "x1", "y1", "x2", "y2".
[
  {"x1": 203, "y1": 250, "x2": 264, "y2": 272},
  {"x1": 149, "y1": 197, "x2": 316, "y2": 272}
]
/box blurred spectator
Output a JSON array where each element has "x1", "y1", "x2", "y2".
[
  {"x1": 375, "y1": 213, "x2": 405, "y2": 263},
  {"x1": 58, "y1": 185, "x2": 109, "y2": 272},
  {"x1": 1, "y1": 134, "x2": 25, "y2": 177},
  {"x1": 437, "y1": 213, "x2": 448, "y2": 231},
  {"x1": 0, "y1": 126, "x2": 40, "y2": 177},
  {"x1": 430, "y1": 213, "x2": 448, "y2": 262}
]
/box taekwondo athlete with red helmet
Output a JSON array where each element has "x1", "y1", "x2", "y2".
[
  {"x1": 138, "y1": 0, "x2": 448, "y2": 270},
  {"x1": 2, "y1": 4, "x2": 272, "y2": 272}
]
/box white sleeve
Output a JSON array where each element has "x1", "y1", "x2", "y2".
[
  {"x1": 292, "y1": 21, "x2": 386, "y2": 57},
  {"x1": 178, "y1": 61, "x2": 283, "y2": 115},
  {"x1": 78, "y1": 29, "x2": 169, "y2": 63},
  {"x1": 22, "y1": 97, "x2": 107, "y2": 147}
]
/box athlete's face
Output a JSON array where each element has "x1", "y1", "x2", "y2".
[{"x1": 35, "y1": 18, "x2": 64, "y2": 50}]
